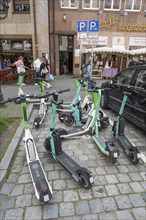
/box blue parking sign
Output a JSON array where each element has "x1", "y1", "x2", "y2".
[
  {"x1": 78, "y1": 20, "x2": 88, "y2": 32},
  {"x1": 89, "y1": 20, "x2": 99, "y2": 32}
]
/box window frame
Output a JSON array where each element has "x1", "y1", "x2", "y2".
[
  {"x1": 104, "y1": 0, "x2": 121, "y2": 11},
  {"x1": 124, "y1": 0, "x2": 142, "y2": 12},
  {"x1": 82, "y1": 0, "x2": 100, "y2": 10},
  {"x1": 13, "y1": 0, "x2": 30, "y2": 14},
  {"x1": 60, "y1": 0, "x2": 79, "y2": 9}
]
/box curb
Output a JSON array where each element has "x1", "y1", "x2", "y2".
[{"x1": 0, "y1": 104, "x2": 33, "y2": 186}]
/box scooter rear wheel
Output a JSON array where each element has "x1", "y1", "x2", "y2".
[
  {"x1": 101, "y1": 118, "x2": 109, "y2": 129},
  {"x1": 108, "y1": 157, "x2": 117, "y2": 164},
  {"x1": 35, "y1": 179, "x2": 50, "y2": 203},
  {"x1": 129, "y1": 148, "x2": 139, "y2": 164},
  {"x1": 58, "y1": 113, "x2": 66, "y2": 122},
  {"x1": 63, "y1": 115, "x2": 74, "y2": 126},
  {"x1": 78, "y1": 172, "x2": 91, "y2": 189},
  {"x1": 34, "y1": 117, "x2": 41, "y2": 129}
]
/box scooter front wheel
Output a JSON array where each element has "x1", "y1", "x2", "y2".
[
  {"x1": 78, "y1": 172, "x2": 91, "y2": 189},
  {"x1": 129, "y1": 147, "x2": 139, "y2": 164},
  {"x1": 108, "y1": 157, "x2": 117, "y2": 164},
  {"x1": 34, "y1": 117, "x2": 41, "y2": 129},
  {"x1": 44, "y1": 138, "x2": 51, "y2": 152},
  {"x1": 58, "y1": 113, "x2": 66, "y2": 122},
  {"x1": 101, "y1": 118, "x2": 109, "y2": 129}
]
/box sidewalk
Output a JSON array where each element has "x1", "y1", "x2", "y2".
[{"x1": 0, "y1": 76, "x2": 145, "y2": 220}]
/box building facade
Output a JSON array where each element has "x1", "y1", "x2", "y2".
[
  {"x1": 49, "y1": 0, "x2": 146, "y2": 75},
  {"x1": 0, "y1": 0, "x2": 49, "y2": 65}
]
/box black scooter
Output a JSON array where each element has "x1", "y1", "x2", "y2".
[
  {"x1": 44, "y1": 89, "x2": 94, "y2": 188},
  {"x1": 112, "y1": 84, "x2": 144, "y2": 164}
]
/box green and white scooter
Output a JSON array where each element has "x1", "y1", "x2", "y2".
[
  {"x1": 91, "y1": 88, "x2": 120, "y2": 164},
  {"x1": 0, "y1": 93, "x2": 53, "y2": 202},
  {"x1": 44, "y1": 89, "x2": 94, "y2": 188}
]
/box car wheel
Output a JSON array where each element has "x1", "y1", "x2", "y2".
[{"x1": 101, "y1": 92, "x2": 108, "y2": 109}]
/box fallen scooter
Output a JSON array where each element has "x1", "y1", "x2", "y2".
[
  {"x1": 44, "y1": 89, "x2": 94, "y2": 188},
  {"x1": 0, "y1": 93, "x2": 53, "y2": 202}
]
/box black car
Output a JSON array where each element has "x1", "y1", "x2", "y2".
[{"x1": 101, "y1": 65, "x2": 146, "y2": 131}]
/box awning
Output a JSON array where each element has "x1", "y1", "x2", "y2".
[
  {"x1": 86, "y1": 46, "x2": 130, "y2": 54},
  {"x1": 130, "y1": 48, "x2": 146, "y2": 55}
]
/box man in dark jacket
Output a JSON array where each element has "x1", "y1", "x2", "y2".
[{"x1": 137, "y1": 55, "x2": 146, "y2": 65}]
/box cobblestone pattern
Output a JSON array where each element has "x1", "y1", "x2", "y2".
[{"x1": 1, "y1": 76, "x2": 145, "y2": 219}]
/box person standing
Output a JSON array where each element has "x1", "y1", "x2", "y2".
[
  {"x1": 2, "y1": 58, "x2": 8, "y2": 69},
  {"x1": 15, "y1": 56, "x2": 26, "y2": 85},
  {"x1": 40, "y1": 59, "x2": 48, "y2": 80},
  {"x1": 34, "y1": 57, "x2": 42, "y2": 85},
  {"x1": 85, "y1": 60, "x2": 92, "y2": 89},
  {"x1": 137, "y1": 55, "x2": 146, "y2": 65}
]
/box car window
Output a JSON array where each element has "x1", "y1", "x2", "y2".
[
  {"x1": 135, "y1": 69, "x2": 146, "y2": 89},
  {"x1": 115, "y1": 69, "x2": 135, "y2": 85}
]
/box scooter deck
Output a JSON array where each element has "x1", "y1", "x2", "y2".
[
  {"x1": 56, "y1": 151, "x2": 81, "y2": 178},
  {"x1": 118, "y1": 135, "x2": 133, "y2": 148}
]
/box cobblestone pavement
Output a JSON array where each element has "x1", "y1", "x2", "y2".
[{"x1": 0, "y1": 76, "x2": 146, "y2": 220}]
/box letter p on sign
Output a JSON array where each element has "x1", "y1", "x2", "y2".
[{"x1": 89, "y1": 20, "x2": 99, "y2": 32}]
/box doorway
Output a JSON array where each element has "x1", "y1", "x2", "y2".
[{"x1": 59, "y1": 35, "x2": 73, "y2": 75}]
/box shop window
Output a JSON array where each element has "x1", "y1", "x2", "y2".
[
  {"x1": 82, "y1": 0, "x2": 100, "y2": 9},
  {"x1": 13, "y1": 0, "x2": 30, "y2": 13},
  {"x1": 60, "y1": 0, "x2": 79, "y2": 8},
  {"x1": 104, "y1": 0, "x2": 121, "y2": 10},
  {"x1": 124, "y1": 0, "x2": 142, "y2": 11}
]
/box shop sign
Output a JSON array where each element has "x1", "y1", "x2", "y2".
[
  {"x1": 119, "y1": 24, "x2": 146, "y2": 32},
  {"x1": 129, "y1": 37, "x2": 146, "y2": 46},
  {"x1": 98, "y1": 36, "x2": 108, "y2": 46},
  {"x1": 112, "y1": 37, "x2": 125, "y2": 45},
  {"x1": 100, "y1": 16, "x2": 119, "y2": 29}
]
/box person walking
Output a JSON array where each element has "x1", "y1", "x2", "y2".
[
  {"x1": 137, "y1": 55, "x2": 146, "y2": 65},
  {"x1": 15, "y1": 56, "x2": 26, "y2": 85},
  {"x1": 2, "y1": 58, "x2": 8, "y2": 69},
  {"x1": 34, "y1": 57, "x2": 42, "y2": 85},
  {"x1": 84, "y1": 60, "x2": 92, "y2": 89}
]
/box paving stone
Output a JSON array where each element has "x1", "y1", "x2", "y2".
[
  {"x1": 117, "y1": 183, "x2": 132, "y2": 194},
  {"x1": 25, "y1": 206, "x2": 42, "y2": 220},
  {"x1": 11, "y1": 185, "x2": 24, "y2": 196},
  {"x1": 49, "y1": 191, "x2": 63, "y2": 204},
  {"x1": 0, "y1": 183, "x2": 14, "y2": 195},
  {"x1": 129, "y1": 194, "x2": 145, "y2": 207},
  {"x1": 117, "y1": 157, "x2": 130, "y2": 165},
  {"x1": 66, "y1": 179, "x2": 79, "y2": 189},
  {"x1": 78, "y1": 188, "x2": 93, "y2": 200},
  {"x1": 105, "y1": 184, "x2": 119, "y2": 196},
  {"x1": 102, "y1": 197, "x2": 117, "y2": 211},
  {"x1": 115, "y1": 195, "x2": 133, "y2": 209},
  {"x1": 87, "y1": 160, "x2": 98, "y2": 167},
  {"x1": 99, "y1": 212, "x2": 117, "y2": 220},
  {"x1": 4, "y1": 208, "x2": 24, "y2": 220},
  {"x1": 117, "y1": 165, "x2": 129, "y2": 173},
  {"x1": 140, "y1": 181, "x2": 146, "y2": 190},
  {"x1": 130, "y1": 182, "x2": 144, "y2": 192},
  {"x1": 60, "y1": 170, "x2": 70, "y2": 179},
  {"x1": 116, "y1": 173, "x2": 131, "y2": 182},
  {"x1": 1, "y1": 197, "x2": 16, "y2": 209},
  {"x1": 116, "y1": 210, "x2": 134, "y2": 220},
  {"x1": 82, "y1": 214, "x2": 99, "y2": 220},
  {"x1": 127, "y1": 165, "x2": 139, "y2": 172},
  {"x1": 105, "y1": 174, "x2": 119, "y2": 184},
  {"x1": 0, "y1": 209, "x2": 4, "y2": 220},
  {"x1": 48, "y1": 170, "x2": 60, "y2": 180},
  {"x1": 140, "y1": 172, "x2": 146, "y2": 180},
  {"x1": 53, "y1": 179, "x2": 67, "y2": 190},
  {"x1": 75, "y1": 201, "x2": 90, "y2": 215},
  {"x1": 132, "y1": 207, "x2": 146, "y2": 220},
  {"x1": 92, "y1": 186, "x2": 106, "y2": 198},
  {"x1": 64, "y1": 190, "x2": 79, "y2": 202},
  {"x1": 60, "y1": 202, "x2": 75, "y2": 217},
  {"x1": 43, "y1": 204, "x2": 58, "y2": 219},
  {"x1": 89, "y1": 199, "x2": 104, "y2": 213},
  {"x1": 95, "y1": 167, "x2": 106, "y2": 175},
  {"x1": 7, "y1": 173, "x2": 19, "y2": 183},
  {"x1": 104, "y1": 166, "x2": 118, "y2": 174},
  {"x1": 15, "y1": 194, "x2": 32, "y2": 207},
  {"x1": 129, "y1": 173, "x2": 143, "y2": 181},
  {"x1": 94, "y1": 175, "x2": 107, "y2": 185},
  {"x1": 18, "y1": 173, "x2": 31, "y2": 184},
  {"x1": 24, "y1": 183, "x2": 34, "y2": 194}
]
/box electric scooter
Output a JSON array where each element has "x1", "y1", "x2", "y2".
[
  {"x1": 57, "y1": 87, "x2": 109, "y2": 139},
  {"x1": 33, "y1": 80, "x2": 49, "y2": 128},
  {"x1": 112, "y1": 84, "x2": 143, "y2": 164},
  {"x1": 0, "y1": 93, "x2": 53, "y2": 202},
  {"x1": 58, "y1": 79, "x2": 109, "y2": 129},
  {"x1": 44, "y1": 89, "x2": 94, "y2": 188},
  {"x1": 90, "y1": 88, "x2": 120, "y2": 164}
]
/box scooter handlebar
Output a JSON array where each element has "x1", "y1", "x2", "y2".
[{"x1": 58, "y1": 88, "x2": 70, "y2": 94}]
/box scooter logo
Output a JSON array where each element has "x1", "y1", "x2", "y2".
[
  {"x1": 32, "y1": 164, "x2": 39, "y2": 169},
  {"x1": 65, "y1": 158, "x2": 74, "y2": 168}
]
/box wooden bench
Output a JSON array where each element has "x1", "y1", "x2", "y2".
[{"x1": 0, "y1": 68, "x2": 18, "y2": 84}]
